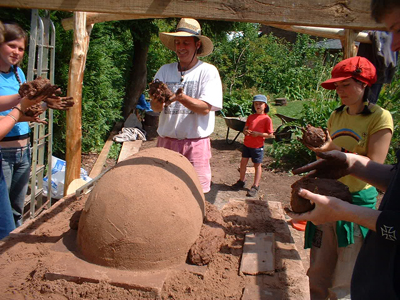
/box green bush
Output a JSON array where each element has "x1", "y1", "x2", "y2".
[
  {"x1": 267, "y1": 98, "x2": 340, "y2": 169},
  {"x1": 377, "y1": 67, "x2": 400, "y2": 164},
  {"x1": 51, "y1": 16, "x2": 134, "y2": 156}
]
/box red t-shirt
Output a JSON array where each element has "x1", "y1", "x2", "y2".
[{"x1": 244, "y1": 113, "x2": 274, "y2": 148}]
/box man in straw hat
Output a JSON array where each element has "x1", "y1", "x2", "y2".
[
  {"x1": 150, "y1": 18, "x2": 223, "y2": 194},
  {"x1": 288, "y1": 1, "x2": 400, "y2": 299}
]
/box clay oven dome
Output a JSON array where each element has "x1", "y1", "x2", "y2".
[{"x1": 77, "y1": 147, "x2": 205, "y2": 271}]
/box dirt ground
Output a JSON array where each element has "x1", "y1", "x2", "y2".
[{"x1": 0, "y1": 117, "x2": 310, "y2": 300}]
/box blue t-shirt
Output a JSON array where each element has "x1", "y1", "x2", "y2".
[{"x1": 0, "y1": 66, "x2": 30, "y2": 138}]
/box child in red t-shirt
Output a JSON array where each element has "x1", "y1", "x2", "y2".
[{"x1": 231, "y1": 95, "x2": 274, "y2": 197}]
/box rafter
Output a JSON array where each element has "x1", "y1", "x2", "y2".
[{"x1": 0, "y1": 0, "x2": 386, "y2": 30}]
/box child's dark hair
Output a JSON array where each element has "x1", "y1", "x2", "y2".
[
  {"x1": 1, "y1": 23, "x2": 27, "y2": 85},
  {"x1": 251, "y1": 103, "x2": 270, "y2": 114},
  {"x1": 0, "y1": 21, "x2": 4, "y2": 44},
  {"x1": 2, "y1": 23, "x2": 27, "y2": 46},
  {"x1": 334, "y1": 78, "x2": 372, "y2": 115},
  {"x1": 371, "y1": 0, "x2": 399, "y2": 22}
]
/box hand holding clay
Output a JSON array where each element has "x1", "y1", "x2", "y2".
[
  {"x1": 19, "y1": 77, "x2": 60, "y2": 102},
  {"x1": 19, "y1": 77, "x2": 74, "y2": 112},
  {"x1": 24, "y1": 103, "x2": 45, "y2": 117},
  {"x1": 301, "y1": 124, "x2": 331, "y2": 151},
  {"x1": 290, "y1": 177, "x2": 352, "y2": 213},
  {"x1": 149, "y1": 79, "x2": 175, "y2": 104},
  {"x1": 292, "y1": 150, "x2": 351, "y2": 180}
]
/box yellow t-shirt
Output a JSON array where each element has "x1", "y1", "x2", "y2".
[{"x1": 328, "y1": 105, "x2": 393, "y2": 192}]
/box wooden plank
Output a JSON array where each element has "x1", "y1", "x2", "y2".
[
  {"x1": 88, "y1": 121, "x2": 123, "y2": 179},
  {"x1": 1, "y1": 0, "x2": 386, "y2": 30},
  {"x1": 240, "y1": 232, "x2": 275, "y2": 275},
  {"x1": 269, "y1": 25, "x2": 371, "y2": 43},
  {"x1": 62, "y1": 13, "x2": 158, "y2": 31},
  {"x1": 242, "y1": 285, "x2": 282, "y2": 300},
  {"x1": 117, "y1": 140, "x2": 142, "y2": 163}
]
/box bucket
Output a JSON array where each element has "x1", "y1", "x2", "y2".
[
  {"x1": 144, "y1": 111, "x2": 160, "y2": 127},
  {"x1": 290, "y1": 220, "x2": 307, "y2": 231}
]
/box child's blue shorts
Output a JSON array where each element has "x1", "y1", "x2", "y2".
[{"x1": 242, "y1": 145, "x2": 264, "y2": 164}]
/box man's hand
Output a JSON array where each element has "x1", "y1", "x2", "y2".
[
  {"x1": 292, "y1": 150, "x2": 351, "y2": 179},
  {"x1": 149, "y1": 79, "x2": 175, "y2": 104}
]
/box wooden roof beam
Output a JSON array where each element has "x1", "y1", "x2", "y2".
[
  {"x1": 0, "y1": 0, "x2": 386, "y2": 31},
  {"x1": 267, "y1": 24, "x2": 371, "y2": 43},
  {"x1": 62, "y1": 13, "x2": 161, "y2": 31}
]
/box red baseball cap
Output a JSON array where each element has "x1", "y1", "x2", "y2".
[{"x1": 321, "y1": 56, "x2": 377, "y2": 90}]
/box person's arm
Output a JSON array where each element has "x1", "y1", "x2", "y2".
[
  {"x1": 243, "y1": 125, "x2": 251, "y2": 136},
  {"x1": 250, "y1": 131, "x2": 274, "y2": 138},
  {"x1": 174, "y1": 92, "x2": 212, "y2": 115},
  {"x1": 347, "y1": 155, "x2": 393, "y2": 191},
  {"x1": 367, "y1": 128, "x2": 392, "y2": 163},
  {"x1": 152, "y1": 91, "x2": 212, "y2": 115},
  {"x1": 0, "y1": 105, "x2": 24, "y2": 140},
  {"x1": 0, "y1": 94, "x2": 50, "y2": 140},
  {"x1": 0, "y1": 94, "x2": 22, "y2": 111},
  {"x1": 293, "y1": 151, "x2": 394, "y2": 191},
  {"x1": 288, "y1": 189, "x2": 381, "y2": 231}
]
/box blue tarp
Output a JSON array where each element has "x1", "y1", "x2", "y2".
[{"x1": 136, "y1": 94, "x2": 152, "y2": 112}]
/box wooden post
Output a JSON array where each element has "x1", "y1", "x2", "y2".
[
  {"x1": 64, "y1": 12, "x2": 93, "y2": 195},
  {"x1": 341, "y1": 29, "x2": 358, "y2": 59}
]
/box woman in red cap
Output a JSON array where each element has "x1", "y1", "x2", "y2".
[{"x1": 304, "y1": 56, "x2": 394, "y2": 300}]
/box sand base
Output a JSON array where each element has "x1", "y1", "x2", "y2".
[{"x1": 46, "y1": 229, "x2": 207, "y2": 299}]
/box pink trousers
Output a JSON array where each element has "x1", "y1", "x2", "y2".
[{"x1": 157, "y1": 136, "x2": 212, "y2": 193}]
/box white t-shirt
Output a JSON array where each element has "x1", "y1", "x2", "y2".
[{"x1": 154, "y1": 60, "x2": 223, "y2": 139}]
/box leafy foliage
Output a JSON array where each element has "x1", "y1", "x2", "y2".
[
  {"x1": 266, "y1": 99, "x2": 340, "y2": 169},
  {"x1": 377, "y1": 67, "x2": 400, "y2": 164},
  {"x1": 50, "y1": 14, "x2": 134, "y2": 155},
  {"x1": 2, "y1": 9, "x2": 399, "y2": 170}
]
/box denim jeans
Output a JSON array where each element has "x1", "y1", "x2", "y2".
[
  {"x1": 0, "y1": 152, "x2": 16, "y2": 239},
  {"x1": 1, "y1": 145, "x2": 31, "y2": 227}
]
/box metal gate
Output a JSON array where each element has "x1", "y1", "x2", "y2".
[{"x1": 24, "y1": 9, "x2": 55, "y2": 222}]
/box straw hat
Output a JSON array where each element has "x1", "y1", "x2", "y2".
[{"x1": 159, "y1": 18, "x2": 214, "y2": 57}]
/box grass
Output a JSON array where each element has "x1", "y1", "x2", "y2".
[{"x1": 270, "y1": 100, "x2": 309, "y2": 130}]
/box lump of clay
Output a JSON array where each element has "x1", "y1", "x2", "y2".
[
  {"x1": 188, "y1": 201, "x2": 226, "y2": 266},
  {"x1": 19, "y1": 77, "x2": 60, "y2": 100},
  {"x1": 290, "y1": 177, "x2": 352, "y2": 213},
  {"x1": 302, "y1": 124, "x2": 327, "y2": 148},
  {"x1": 149, "y1": 79, "x2": 175, "y2": 103},
  {"x1": 77, "y1": 147, "x2": 205, "y2": 271}
]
